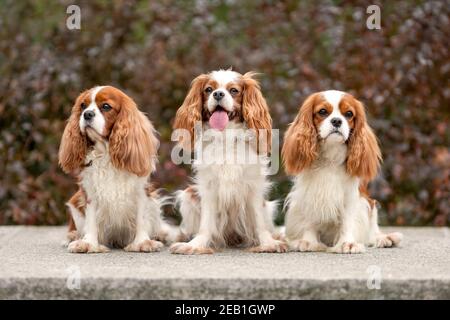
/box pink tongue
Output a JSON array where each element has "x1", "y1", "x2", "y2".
[{"x1": 209, "y1": 110, "x2": 229, "y2": 131}]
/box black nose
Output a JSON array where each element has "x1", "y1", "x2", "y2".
[
  {"x1": 213, "y1": 90, "x2": 225, "y2": 101},
  {"x1": 331, "y1": 118, "x2": 342, "y2": 128},
  {"x1": 83, "y1": 110, "x2": 95, "y2": 121}
]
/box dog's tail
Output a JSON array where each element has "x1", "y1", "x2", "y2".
[
  {"x1": 265, "y1": 200, "x2": 278, "y2": 221},
  {"x1": 265, "y1": 200, "x2": 286, "y2": 241},
  {"x1": 147, "y1": 186, "x2": 182, "y2": 244},
  {"x1": 157, "y1": 219, "x2": 180, "y2": 244},
  {"x1": 173, "y1": 186, "x2": 200, "y2": 241}
]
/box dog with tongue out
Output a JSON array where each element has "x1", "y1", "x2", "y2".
[
  {"x1": 171, "y1": 69, "x2": 287, "y2": 255},
  {"x1": 209, "y1": 106, "x2": 229, "y2": 131}
]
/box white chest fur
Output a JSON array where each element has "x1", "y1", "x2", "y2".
[
  {"x1": 192, "y1": 123, "x2": 270, "y2": 207},
  {"x1": 286, "y1": 142, "x2": 359, "y2": 227},
  {"x1": 80, "y1": 144, "x2": 148, "y2": 245}
]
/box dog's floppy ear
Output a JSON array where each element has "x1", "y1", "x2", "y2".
[
  {"x1": 346, "y1": 99, "x2": 381, "y2": 181},
  {"x1": 59, "y1": 92, "x2": 88, "y2": 175},
  {"x1": 282, "y1": 93, "x2": 320, "y2": 175},
  {"x1": 173, "y1": 74, "x2": 209, "y2": 151},
  {"x1": 109, "y1": 94, "x2": 158, "y2": 177},
  {"x1": 242, "y1": 72, "x2": 272, "y2": 155}
]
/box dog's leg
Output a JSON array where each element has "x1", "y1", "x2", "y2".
[
  {"x1": 62, "y1": 191, "x2": 86, "y2": 247},
  {"x1": 61, "y1": 205, "x2": 83, "y2": 247},
  {"x1": 289, "y1": 227, "x2": 327, "y2": 252},
  {"x1": 328, "y1": 196, "x2": 365, "y2": 253},
  {"x1": 328, "y1": 200, "x2": 365, "y2": 254},
  {"x1": 285, "y1": 202, "x2": 327, "y2": 252},
  {"x1": 284, "y1": 200, "x2": 325, "y2": 251},
  {"x1": 124, "y1": 193, "x2": 163, "y2": 253},
  {"x1": 248, "y1": 198, "x2": 288, "y2": 253},
  {"x1": 154, "y1": 220, "x2": 181, "y2": 244},
  {"x1": 176, "y1": 187, "x2": 201, "y2": 242},
  {"x1": 369, "y1": 206, "x2": 403, "y2": 248},
  {"x1": 68, "y1": 203, "x2": 109, "y2": 253},
  {"x1": 170, "y1": 196, "x2": 215, "y2": 255}
]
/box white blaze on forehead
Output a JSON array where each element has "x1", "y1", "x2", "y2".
[
  {"x1": 210, "y1": 70, "x2": 240, "y2": 87},
  {"x1": 317, "y1": 90, "x2": 350, "y2": 142},
  {"x1": 80, "y1": 85, "x2": 107, "y2": 136},
  {"x1": 207, "y1": 70, "x2": 240, "y2": 113},
  {"x1": 90, "y1": 86, "x2": 106, "y2": 105},
  {"x1": 322, "y1": 90, "x2": 345, "y2": 109}
]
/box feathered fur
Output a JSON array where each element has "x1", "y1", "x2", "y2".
[
  {"x1": 59, "y1": 86, "x2": 175, "y2": 253},
  {"x1": 170, "y1": 70, "x2": 286, "y2": 254},
  {"x1": 283, "y1": 90, "x2": 402, "y2": 254}
]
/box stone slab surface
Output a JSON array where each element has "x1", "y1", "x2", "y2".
[{"x1": 0, "y1": 226, "x2": 449, "y2": 299}]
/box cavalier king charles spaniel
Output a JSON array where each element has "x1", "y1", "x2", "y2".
[
  {"x1": 169, "y1": 70, "x2": 287, "y2": 254},
  {"x1": 282, "y1": 90, "x2": 402, "y2": 254},
  {"x1": 59, "y1": 86, "x2": 175, "y2": 253}
]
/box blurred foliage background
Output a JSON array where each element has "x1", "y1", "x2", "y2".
[{"x1": 0, "y1": 0, "x2": 448, "y2": 226}]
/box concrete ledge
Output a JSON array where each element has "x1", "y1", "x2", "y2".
[{"x1": 0, "y1": 227, "x2": 449, "y2": 299}]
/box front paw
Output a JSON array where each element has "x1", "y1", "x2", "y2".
[
  {"x1": 249, "y1": 240, "x2": 288, "y2": 253},
  {"x1": 328, "y1": 242, "x2": 365, "y2": 254},
  {"x1": 289, "y1": 239, "x2": 327, "y2": 252},
  {"x1": 68, "y1": 240, "x2": 110, "y2": 253},
  {"x1": 169, "y1": 242, "x2": 214, "y2": 255},
  {"x1": 124, "y1": 239, "x2": 163, "y2": 252},
  {"x1": 376, "y1": 232, "x2": 403, "y2": 248}
]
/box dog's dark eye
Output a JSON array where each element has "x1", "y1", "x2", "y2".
[
  {"x1": 318, "y1": 108, "x2": 328, "y2": 116},
  {"x1": 230, "y1": 88, "x2": 239, "y2": 95},
  {"x1": 345, "y1": 111, "x2": 353, "y2": 118},
  {"x1": 80, "y1": 103, "x2": 87, "y2": 110},
  {"x1": 205, "y1": 87, "x2": 213, "y2": 93},
  {"x1": 101, "y1": 103, "x2": 112, "y2": 111}
]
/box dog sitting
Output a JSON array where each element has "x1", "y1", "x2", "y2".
[
  {"x1": 59, "y1": 85, "x2": 175, "y2": 253},
  {"x1": 282, "y1": 90, "x2": 402, "y2": 253},
  {"x1": 170, "y1": 70, "x2": 287, "y2": 254}
]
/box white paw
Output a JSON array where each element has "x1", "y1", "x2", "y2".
[
  {"x1": 249, "y1": 240, "x2": 288, "y2": 253},
  {"x1": 272, "y1": 232, "x2": 286, "y2": 242},
  {"x1": 68, "y1": 240, "x2": 110, "y2": 253},
  {"x1": 169, "y1": 242, "x2": 214, "y2": 255},
  {"x1": 124, "y1": 239, "x2": 164, "y2": 252},
  {"x1": 376, "y1": 232, "x2": 403, "y2": 248},
  {"x1": 328, "y1": 242, "x2": 365, "y2": 254},
  {"x1": 289, "y1": 239, "x2": 327, "y2": 252}
]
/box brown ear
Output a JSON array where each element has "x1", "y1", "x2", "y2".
[
  {"x1": 58, "y1": 93, "x2": 87, "y2": 174},
  {"x1": 109, "y1": 95, "x2": 158, "y2": 177},
  {"x1": 242, "y1": 72, "x2": 272, "y2": 154},
  {"x1": 173, "y1": 74, "x2": 208, "y2": 151},
  {"x1": 282, "y1": 93, "x2": 320, "y2": 175},
  {"x1": 346, "y1": 99, "x2": 382, "y2": 181}
]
